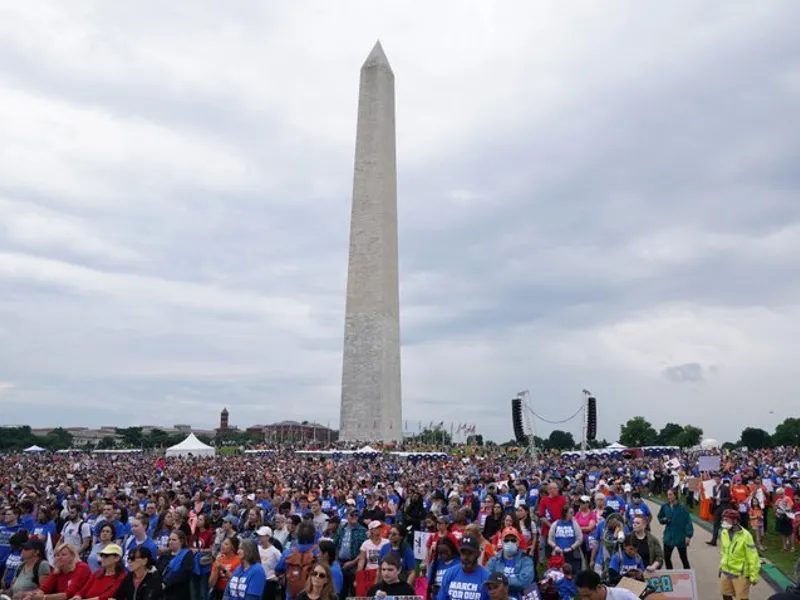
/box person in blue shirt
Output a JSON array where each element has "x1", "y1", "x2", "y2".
[
  {"x1": 123, "y1": 517, "x2": 159, "y2": 561},
  {"x1": 316, "y1": 540, "x2": 343, "y2": 597},
  {"x1": 607, "y1": 535, "x2": 646, "y2": 586},
  {"x1": 547, "y1": 506, "x2": 583, "y2": 577},
  {"x1": 485, "y1": 528, "x2": 534, "y2": 600},
  {"x1": 18, "y1": 501, "x2": 36, "y2": 534},
  {"x1": 378, "y1": 525, "x2": 417, "y2": 586},
  {"x1": 274, "y1": 522, "x2": 319, "y2": 600},
  {"x1": 94, "y1": 502, "x2": 123, "y2": 543},
  {"x1": 427, "y1": 537, "x2": 459, "y2": 600},
  {"x1": 624, "y1": 493, "x2": 651, "y2": 528},
  {"x1": 2, "y1": 530, "x2": 27, "y2": 589},
  {"x1": 225, "y1": 539, "x2": 266, "y2": 600},
  {"x1": 605, "y1": 487, "x2": 626, "y2": 516},
  {"x1": 0, "y1": 507, "x2": 23, "y2": 576},
  {"x1": 438, "y1": 535, "x2": 490, "y2": 600}
]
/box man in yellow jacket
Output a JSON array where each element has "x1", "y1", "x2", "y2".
[{"x1": 718, "y1": 509, "x2": 760, "y2": 600}]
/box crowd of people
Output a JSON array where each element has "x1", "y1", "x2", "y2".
[{"x1": 0, "y1": 444, "x2": 797, "y2": 600}]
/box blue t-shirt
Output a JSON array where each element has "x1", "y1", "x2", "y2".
[
  {"x1": 608, "y1": 552, "x2": 645, "y2": 576},
  {"x1": 551, "y1": 520, "x2": 577, "y2": 551},
  {"x1": 3, "y1": 550, "x2": 22, "y2": 587},
  {"x1": 625, "y1": 503, "x2": 651, "y2": 524},
  {"x1": 227, "y1": 563, "x2": 267, "y2": 600},
  {"x1": 379, "y1": 544, "x2": 416, "y2": 573},
  {"x1": 32, "y1": 521, "x2": 57, "y2": 542},
  {"x1": 438, "y1": 565, "x2": 491, "y2": 600},
  {"x1": 605, "y1": 495, "x2": 626, "y2": 514},
  {"x1": 0, "y1": 523, "x2": 23, "y2": 567},
  {"x1": 123, "y1": 536, "x2": 159, "y2": 560},
  {"x1": 330, "y1": 562, "x2": 344, "y2": 595}
]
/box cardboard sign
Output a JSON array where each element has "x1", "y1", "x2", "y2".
[
  {"x1": 617, "y1": 577, "x2": 648, "y2": 596},
  {"x1": 643, "y1": 569, "x2": 699, "y2": 600},
  {"x1": 413, "y1": 531, "x2": 432, "y2": 560},
  {"x1": 698, "y1": 455, "x2": 721, "y2": 472},
  {"x1": 686, "y1": 478, "x2": 700, "y2": 493}
]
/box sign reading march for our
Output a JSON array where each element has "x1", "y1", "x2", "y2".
[{"x1": 445, "y1": 581, "x2": 482, "y2": 600}]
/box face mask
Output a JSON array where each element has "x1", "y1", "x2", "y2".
[
  {"x1": 721, "y1": 521, "x2": 733, "y2": 530},
  {"x1": 502, "y1": 542, "x2": 518, "y2": 555}
]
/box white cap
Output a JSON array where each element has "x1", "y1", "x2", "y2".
[
  {"x1": 368, "y1": 520, "x2": 382, "y2": 530},
  {"x1": 256, "y1": 526, "x2": 272, "y2": 538},
  {"x1": 346, "y1": 498, "x2": 356, "y2": 505},
  {"x1": 247, "y1": 493, "x2": 256, "y2": 501}
]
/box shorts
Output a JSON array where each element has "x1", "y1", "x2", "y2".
[{"x1": 719, "y1": 575, "x2": 751, "y2": 599}]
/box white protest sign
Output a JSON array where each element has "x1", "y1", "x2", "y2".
[{"x1": 413, "y1": 531, "x2": 432, "y2": 560}]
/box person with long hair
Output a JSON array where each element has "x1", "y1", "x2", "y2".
[
  {"x1": 86, "y1": 525, "x2": 115, "y2": 573},
  {"x1": 160, "y1": 532, "x2": 193, "y2": 600},
  {"x1": 71, "y1": 544, "x2": 126, "y2": 600},
  {"x1": 425, "y1": 537, "x2": 458, "y2": 600},
  {"x1": 116, "y1": 546, "x2": 163, "y2": 600},
  {"x1": 482, "y1": 503, "x2": 504, "y2": 542},
  {"x1": 208, "y1": 538, "x2": 240, "y2": 600},
  {"x1": 223, "y1": 540, "x2": 265, "y2": 600},
  {"x1": 367, "y1": 554, "x2": 414, "y2": 598},
  {"x1": 377, "y1": 526, "x2": 416, "y2": 585},
  {"x1": 295, "y1": 564, "x2": 335, "y2": 600},
  {"x1": 31, "y1": 543, "x2": 91, "y2": 600},
  {"x1": 490, "y1": 514, "x2": 527, "y2": 553}
]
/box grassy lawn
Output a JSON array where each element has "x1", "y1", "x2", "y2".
[{"x1": 651, "y1": 494, "x2": 797, "y2": 578}]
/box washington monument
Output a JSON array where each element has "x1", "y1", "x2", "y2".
[{"x1": 339, "y1": 41, "x2": 402, "y2": 442}]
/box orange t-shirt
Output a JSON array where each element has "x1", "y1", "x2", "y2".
[{"x1": 212, "y1": 554, "x2": 241, "y2": 591}]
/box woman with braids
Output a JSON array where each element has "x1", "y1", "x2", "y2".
[
  {"x1": 377, "y1": 525, "x2": 416, "y2": 584},
  {"x1": 425, "y1": 537, "x2": 458, "y2": 600}
]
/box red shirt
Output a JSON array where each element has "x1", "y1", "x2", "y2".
[
  {"x1": 538, "y1": 495, "x2": 567, "y2": 537},
  {"x1": 41, "y1": 562, "x2": 92, "y2": 598},
  {"x1": 76, "y1": 570, "x2": 126, "y2": 600}
]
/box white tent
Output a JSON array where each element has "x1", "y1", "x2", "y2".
[
  {"x1": 23, "y1": 445, "x2": 46, "y2": 453},
  {"x1": 165, "y1": 433, "x2": 215, "y2": 457},
  {"x1": 700, "y1": 438, "x2": 720, "y2": 450},
  {"x1": 605, "y1": 442, "x2": 627, "y2": 451}
]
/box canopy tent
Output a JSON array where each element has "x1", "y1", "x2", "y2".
[
  {"x1": 23, "y1": 445, "x2": 46, "y2": 453},
  {"x1": 165, "y1": 433, "x2": 215, "y2": 457},
  {"x1": 605, "y1": 442, "x2": 627, "y2": 451},
  {"x1": 700, "y1": 438, "x2": 720, "y2": 450}
]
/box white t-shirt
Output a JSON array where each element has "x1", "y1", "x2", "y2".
[
  {"x1": 359, "y1": 538, "x2": 389, "y2": 570},
  {"x1": 258, "y1": 544, "x2": 282, "y2": 580},
  {"x1": 62, "y1": 519, "x2": 92, "y2": 550},
  {"x1": 605, "y1": 587, "x2": 642, "y2": 600}
]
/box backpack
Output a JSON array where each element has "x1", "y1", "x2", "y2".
[
  {"x1": 31, "y1": 559, "x2": 45, "y2": 587},
  {"x1": 285, "y1": 548, "x2": 315, "y2": 597}
]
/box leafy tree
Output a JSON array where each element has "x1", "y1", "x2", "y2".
[
  {"x1": 97, "y1": 436, "x2": 117, "y2": 449},
  {"x1": 675, "y1": 425, "x2": 703, "y2": 448},
  {"x1": 619, "y1": 416, "x2": 658, "y2": 448},
  {"x1": 545, "y1": 430, "x2": 575, "y2": 450},
  {"x1": 739, "y1": 427, "x2": 772, "y2": 449},
  {"x1": 197, "y1": 434, "x2": 214, "y2": 446},
  {"x1": 657, "y1": 423, "x2": 684, "y2": 445},
  {"x1": 772, "y1": 418, "x2": 800, "y2": 447},
  {"x1": 115, "y1": 427, "x2": 144, "y2": 448},
  {"x1": 42, "y1": 428, "x2": 73, "y2": 450},
  {"x1": 587, "y1": 438, "x2": 610, "y2": 450},
  {"x1": 721, "y1": 441, "x2": 736, "y2": 450}
]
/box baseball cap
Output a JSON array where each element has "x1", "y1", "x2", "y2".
[
  {"x1": 347, "y1": 508, "x2": 359, "y2": 516},
  {"x1": 223, "y1": 515, "x2": 238, "y2": 525},
  {"x1": 368, "y1": 520, "x2": 382, "y2": 530},
  {"x1": 99, "y1": 543, "x2": 123, "y2": 557},
  {"x1": 21, "y1": 539, "x2": 45, "y2": 553},
  {"x1": 460, "y1": 535, "x2": 480, "y2": 552},
  {"x1": 580, "y1": 495, "x2": 591, "y2": 503},
  {"x1": 246, "y1": 493, "x2": 256, "y2": 501},
  {"x1": 484, "y1": 573, "x2": 508, "y2": 587},
  {"x1": 256, "y1": 526, "x2": 273, "y2": 538},
  {"x1": 500, "y1": 527, "x2": 520, "y2": 541}
]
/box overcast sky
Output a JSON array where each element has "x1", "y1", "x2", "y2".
[{"x1": 1, "y1": 2, "x2": 798, "y2": 444}]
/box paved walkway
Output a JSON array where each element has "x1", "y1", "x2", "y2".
[{"x1": 645, "y1": 500, "x2": 774, "y2": 599}]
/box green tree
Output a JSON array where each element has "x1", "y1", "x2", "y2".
[
  {"x1": 773, "y1": 418, "x2": 800, "y2": 447},
  {"x1": 41, "y1": 427, "x2": 73, "y2": 450},
  {"x1": 619, "y1": 416, "x2": 658, "y2": 448},
  {"x1": 739, "y1": 427, "x2": 772, "y2": 449},
  {"x1": 545, "y1": 430, "x2": 575, "y2": 450},
  {"x1": 115, "y1": 427, "x2": 144, "y2": 448},
  {"x1": 675, "y1": 425, "x2": 703, "y2": 448},
  {"x1": 657, "y1": 423, "x2": 684, "y2": 445},
  {"x1": 97, "y1": 436, "x2": 116, "y2": 449},
  {"x1": 587, "y1": 438, "x2": 610, "y2": 450}
]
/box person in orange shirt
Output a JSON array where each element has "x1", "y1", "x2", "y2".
[
  {"x1": 731, "y1": 477, "x2": 752, "y2": 529},
  {"x1": 208, "y1": 537, "x2": 241, "y2": 600}
]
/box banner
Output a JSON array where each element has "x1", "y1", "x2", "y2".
[
  {"x1": 698, "y1": 455, "x2": 721, "y2": 472},
  {"x1": 643, "y1": 569, "x2": 699, "y2": 600},
  {"x1": 413, "y1": 531, "x2": 433, "y2": 560}
]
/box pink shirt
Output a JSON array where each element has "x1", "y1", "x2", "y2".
[{"x1": 575, "y1": 510, "x2": 596, "y2": 533}]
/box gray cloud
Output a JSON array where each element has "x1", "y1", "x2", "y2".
[{"x1": 0, "y1": 2, "x2": 798, "y2": 443}]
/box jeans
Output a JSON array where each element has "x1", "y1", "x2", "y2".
[{"x1": 663, "y1": 544, "x2": 690, "y2": 569}]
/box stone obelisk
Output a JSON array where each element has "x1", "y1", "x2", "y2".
[{"x1": 339, "y1": 41, "x2": 402, "y2": 442}]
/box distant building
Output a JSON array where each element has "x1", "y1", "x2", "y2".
[
  {"x1": 256, "y1": 420, "x2": 339, "y2": 443},
  {"x1": 219, "y1": 408, "x2": 229, "y2": 433}
]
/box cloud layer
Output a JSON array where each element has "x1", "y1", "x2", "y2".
[{"x1": 0, "y1": 1, "x2": 798, "y2": 443}]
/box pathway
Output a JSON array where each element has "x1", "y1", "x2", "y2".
[{"x1": 645, "y1": 500, "x2": 775, "y2": 599}]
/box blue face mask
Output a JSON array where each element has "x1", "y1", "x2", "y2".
[{"x1": 502, "y1": 542, "x2": 518, "y2": 555}]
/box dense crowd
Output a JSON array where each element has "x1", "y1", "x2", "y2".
[{"x1": 0, "y1": 445, "x2": 798, "y2": 600}]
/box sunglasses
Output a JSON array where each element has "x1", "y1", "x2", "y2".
[{"x1": 311, "y1": 571, "x2": 328, "y2": 579}]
